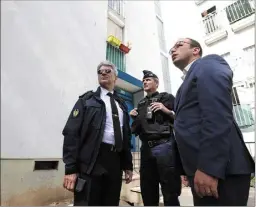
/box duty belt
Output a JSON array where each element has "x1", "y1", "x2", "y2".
[{"x1": 144, "y1": 138, "x2": 170, "y2": 148}]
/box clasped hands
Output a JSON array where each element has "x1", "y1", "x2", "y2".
[{"x1": 130, "y1": 102, "x2": 169, "y2": 117}]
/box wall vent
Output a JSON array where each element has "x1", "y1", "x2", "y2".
[{"x1": 34, "y1": 161, "x2": 59, "y2": 171}]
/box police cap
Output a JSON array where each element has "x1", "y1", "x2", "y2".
[{"x1": 142, "y1": 70, "x2": 158, "y2": 80}]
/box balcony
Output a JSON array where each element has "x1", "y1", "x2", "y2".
[
  {"x1": 108, "y1": 0, "x2": 124, "y2": 17},
  {"x1": 202, "y1": 11, "x2": 228, "y2": 45},
  {"x1": 233, "y1": 104, "x2": 254, "y2": 129},
  {"x1": 108, "y1": 0, "x2": 125, "y2": 27},
  {"x1": 225, "y1": 0, "x2": 255, "y2": 32}
]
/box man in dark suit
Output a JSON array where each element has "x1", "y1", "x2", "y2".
[{"x1": 169, "y1": 38, "x2": 255, "y2": 206}]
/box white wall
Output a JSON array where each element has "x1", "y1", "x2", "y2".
[
  {"x1": 125, "y1": 1, "x2": 165, "y2": 92},
  {"x1": 1, "y1": 1, "x2": 108, "y2": 158},
  {"x1": 162, "y1": 0, "x2": 255, "y2": 94}
]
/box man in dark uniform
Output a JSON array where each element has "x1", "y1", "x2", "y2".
[
  {"x1": 62, "y1": 60, "x2": 133, "y2": 206},
  {"x1": 130, "y1": 70, "x2": 183, "y2": 206}
]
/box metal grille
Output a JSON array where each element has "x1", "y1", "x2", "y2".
[
  {"x1": 232, "y1": 87, "x2": 254, "y2": 128},
  {"x1": 108, "y1": 0, "x2": 124, "y2": 16},
  {"x1": 202, "y1": 11, "x2": 220, "y2": 35},
  {"x1": 225, "y1": 0, "x2": 255, "y2": 24},
  {"x1": 132, "y1": 137, "x2": 141, "y2": 173},
  {"x1": 106, "y1": 43, "x2": 125, "y2": 72}
]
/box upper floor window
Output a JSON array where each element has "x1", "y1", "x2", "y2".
[
  {"x1": 225, "y1": 0, "x2": 255, "y2": 24},
  {"x1": 201, "y1": 6, "x2": 220, "y2": 35},
  {"x1": 108, "y1": 0, "x2": 124, "y2": 17},
  {"x1": 106, "y1": 42, "x2": 126, "y2": 72},
  {"x1": 156, "y1": 17, "x2": 166, "y2": 52}
]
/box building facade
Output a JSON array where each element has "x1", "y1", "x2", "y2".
[
  {"x1": 1, "y1": 0, "x2": 170, "y2": 205},
  {"x1": 163, "y1": 0, "x2": 255, "y2": 157}
]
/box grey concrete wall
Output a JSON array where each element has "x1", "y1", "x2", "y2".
[{"x1": 1, "y1": 159, "x2": 72, "y2": 205}]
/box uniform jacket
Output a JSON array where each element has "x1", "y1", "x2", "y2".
[
  {"x1": 62, "y1": 87, "x2": 133, "y2": 175},
  {"x1": 174, "y1": 54, "x2": 255, "y2": 179}
]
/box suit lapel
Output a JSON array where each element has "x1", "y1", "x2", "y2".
[
  {"x1": 174, "y1": 83, "x2": 184, "y2": 112},
  {"x1": 175, "y1": 59, "x2": 200, "y2": 115}
]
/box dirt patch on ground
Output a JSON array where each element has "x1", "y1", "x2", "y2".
[
  {"x1": 1, "y1": 186, "x2": 72, "y2": 206},
  {"x1": 49, "y1": 198, "x2": 73, "y2": 206}
]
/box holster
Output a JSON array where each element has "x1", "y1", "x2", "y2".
[{"x1": 75, "y1": 174, "x2": 92, "y2": 206}]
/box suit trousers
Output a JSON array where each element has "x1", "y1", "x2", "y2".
[
  {"x1": 188, "y1": 174, "x2": 251, "y2": 206},
  {"x1": 74, "y1": 143, "x2": 122, "y2": 206}
]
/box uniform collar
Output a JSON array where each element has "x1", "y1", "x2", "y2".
[
  {"x1": 100, "y1": 87, "x2": 114, "y2": 96},
  {"x1": 146, "y1": 91, "x2": 159, "y2": 98}
]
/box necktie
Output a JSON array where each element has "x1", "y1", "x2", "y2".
[{"x1": 107, "y1": 92, "x2": 123, "y2": 152}]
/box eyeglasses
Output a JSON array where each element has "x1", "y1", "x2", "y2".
[
  {"x1": 97, "y1": 69, "x2": 112, "y2": 75},
  {"x1": 169, "y1": 41, "x2": 192, "y2": 54}
]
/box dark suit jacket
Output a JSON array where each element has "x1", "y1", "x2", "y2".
[{"x1": 174, "y1": 54, "x2": 255, "y2": 180}]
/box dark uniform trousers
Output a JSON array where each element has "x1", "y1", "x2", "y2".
[
  {"x1": 74, "y1": 143, "x2": 122, "y2": 206},
  {"x1": 140, "y1": 137, "x2": 181, "y2": 206},
  {"x1": 188, "y1": 174, "x2": 251, "y2": 206}
]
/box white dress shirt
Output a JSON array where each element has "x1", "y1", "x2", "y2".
[
  {"x1": 100, "y1": 87, "x2": 124, "y2": 145},
  {"x1": 181, "y1": 59, "x2": 197, "y2": 80}
]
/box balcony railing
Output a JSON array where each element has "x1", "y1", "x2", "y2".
[
  {"x1": 225, "y1": 0, "x2": 255, "y2": 24},
  {"x1": 108, "y1": 0, "x2": 124, "y2": 17},
  {"x1": 233, "y1": 104, "x2": 254, "y2": 128},
  {"x1": 202, "y1": 11, "x2": 221, "y2": 35}
]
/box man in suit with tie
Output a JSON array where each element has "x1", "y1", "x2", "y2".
[
  {"x1": 62, "y1": 60, "x2": 133, "y2": 205},
  {"x1": 169, "y1": 38, "x2": 255, "y2": 206}
]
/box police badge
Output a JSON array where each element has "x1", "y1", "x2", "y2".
[{"x1": 73, "y1": 109, "x2": 79, "y2": 117}]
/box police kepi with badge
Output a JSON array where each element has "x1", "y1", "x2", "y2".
[{"x1": 130, "y1": 70, "x2": 184, "y2": 206}]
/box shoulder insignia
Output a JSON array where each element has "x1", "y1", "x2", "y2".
[
  {"x1": 73, "y1": 109, "x2": 79, "y2": 117},
  {"x1": 79, "y1": 90, "x2": 94, "y2": 100}
]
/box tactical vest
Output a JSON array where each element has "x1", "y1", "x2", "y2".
[{"x1": 137, "y1": 92, "x2": 171, "y2": 135}]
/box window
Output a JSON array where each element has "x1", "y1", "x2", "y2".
[
  {"x1": 201, "y1": 6, "x2": 219, "y2": 35},
  {"x1": 156, "y1": 17, "x2": 166, "y2": 52},
  {"x1": 231, "y1": 87, "x2": 241, "y2": 105},
  {"x1": 161, "y1": 54, "x2": 172, "y2": 93},
  {"x1": 154, "y1": 0, "x2": 162, "y2": 17},
  {"x1": 108, "y1": 0, "x2": 124, "y2": 16},
  {"x1": 221, "y1": 52, "x2": 239, "y2": 72},
  {"x1": 106, "y1": 43, "x2": 126, "y2": 72},
  {"x1": 225, "y1": 0, "x2": 255, "y2": 24},
  {"x1": 232, "y1": 87, "x2": 254, "y2": 128},
  {"x1": 242, "y1": 45, "x2": 255, "y2": 77}
]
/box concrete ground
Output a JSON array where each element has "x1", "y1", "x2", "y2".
[
  {"x1": 177, "y1": 187, "x2": 255, "y2": 207},
  {"x1": 53, "y1": 187, "x2": 254, "y2": 206}
]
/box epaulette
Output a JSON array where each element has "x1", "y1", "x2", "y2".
[{"x1": 79, "y1": 90, "x2": 94, "y2": 100}]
